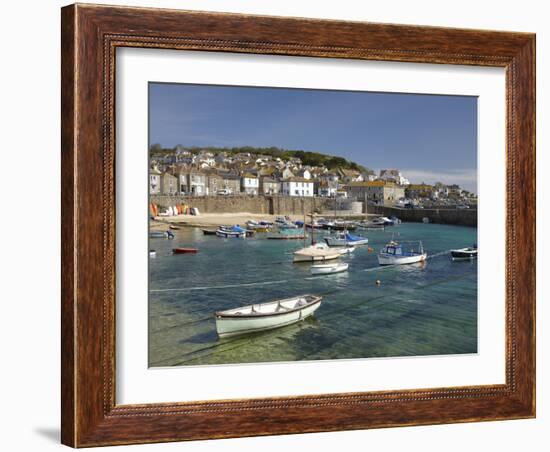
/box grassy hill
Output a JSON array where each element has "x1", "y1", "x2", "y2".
[{"x1": 150, "y1": 144, "x2": 373, "y2": 174}]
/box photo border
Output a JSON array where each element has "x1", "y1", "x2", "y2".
[{"x1": 61, "y1": 4, "x2": 535, "y2": 447}]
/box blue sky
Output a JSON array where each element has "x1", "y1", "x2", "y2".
[{"x1": 149, "y1": 83, "x2": 477, "y2": 192}]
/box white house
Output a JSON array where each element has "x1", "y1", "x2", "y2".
[
  {"x1": 379, "y1": 169, "x2": 410, "y2": 186},
  {"x1": 241, "y1": 173, "x2": 259, "y2": 195},
  {"x1": 281, "y1": 177, "x2": 314, "y2": 197},
  {"x1": 149, "y1": 166, "x2": 161, "y2": 194}
]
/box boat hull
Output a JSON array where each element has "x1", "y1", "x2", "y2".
[
  {"x1": 310, "y1": 263, "x2": 348, "y2": 275},
  {"x1": 216, "y1": 230, "x2": 246, "y2": 238},
  {"x1": 451, "y1": 249, "x2": 478, "y2": 260},
  {"x1": 215, "y1": 299, "x2": 321, "y2": 338},
  {"x1": 172, "y1": 248, "x2": 198, "y2": 254},
  {"x1": 293, "y1": 252, "x2": 340, "y2": 262},
  {"x1": 378, "y1": 253, "x2": 427, "y2": 265}
]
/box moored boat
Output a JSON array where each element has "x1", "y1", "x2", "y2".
[
  {"x1": 149, "y1": 230, "x2": 174, "y2": 239},
  {"x1": 215, "y1": 294, "x2": 322, "y2": 338},
  {"x1": 202, "y1": 229, "x2": 217, "y2": 235},
  {"x1": 293, "y1": 242, "x2": 341, "y2": 263},
  {"x1": 451, "y1": 245, "x2": 478, "y2": 260},
  {"x1": 325, "y1": 232, "x2": 369, "y2": 247},
  {"x1": 149, "y1": 250, "x2": 156, "y2": 257},
  {"x1": 378, "y1": 240, "x2": 427, "y2": 265},
  {"x1": 310, "y1": 262, "x2": 349, "y2": 275},
  {"x1": 169, "y1": 224, "x2": 181, "y2": 230},
  {"x1": 172, "y1": 247, "x2": 199, "y2": 254},
  {"x1": 216, "y1": 225, "x2": 247, "y2": 238}
]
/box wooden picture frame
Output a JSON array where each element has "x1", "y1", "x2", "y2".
[{"x1": 61, "y1": 3, "x2": 535, "y2": 447}]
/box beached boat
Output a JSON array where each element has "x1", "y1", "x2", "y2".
[
  {"x1": 172, "y1": 247, "x2": 198, "y2": 254},
  {"x1": 310, "y1": 262, "x2": 349, "y2": 275},
  {"x1": 324, "y1": 231, "x2": 369, "y2": 247},
  {"x1": 378, "y1": 240, "x2": 427, "y2": 265},
  {"x1": 215, "y1": 294, "x2": 322, "y2": 338},
  {"x1": 451, "y1": 245, "x2": 478, "y2": 260},
  {"x1": 169, "y1": 224, "x2": 181, "y2": 230},
  {"x1": 293, "y1": 242, "x2": 341, "y2": 263},
  {"x1": 202, "y1": 229, "x2": 217, "y2": 235},
  {"x1": 149, "y1": 230, "x2": 174, "y2": 239},
  {"x1": 216, "y1": 225, "x2": 246, "y2": 238}
]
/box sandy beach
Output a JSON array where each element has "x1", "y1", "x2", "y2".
[
  {"x1": 150, "y1": 211, "x2": 374, "y2": 231},
  {"x1": 150, "y1": 212, "x2": 303, "y2": 231}
]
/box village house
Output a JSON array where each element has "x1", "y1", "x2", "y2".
[
  {"x1": 149, "y1": 166, "x2": 161, "y2": 194},
  {"x1": 314, "y1": 180, "x2": 338, "y2": 197},
  {"x1": 171, "y1": 170, "x2": 188, "y2": 195},
  {"x1": 241, "y1": 173, "x2": 259, "y2": 195},
  {"x1": 187, "y1": 171, "x2": 207, "y2": 196},
  {"x1": 405, "y1": 183, "x2": 436, "y2": 200},
  {"x1": 379, "y1": 169, "x2": 410, "y2": 186},
  {"x1": 281, "y1": 177, "x2": 314, "y2": 197},
  {"x1": 337, "y1": 168, "x2": 364, "y2": 183},
  {"x1": 296, "y1": 168, "x2": 312, "y2": 180},
  {"x1": 206, "y1": 173, "x2": 223, "y2": 195},
  {"x1": 160, "y1": 172, "x2": 178, "y2": 195},
  {"x1": 259, "y1": 177, "x2": 281, "y2": 195},
  {"x1": 218, "y1": 172, "x2": 241, "y2": 194},
  {"x1": 281, "y1": 167, "x2": 295, "y2": 179},
  {"x1": 345, "y1": 180, "x2": 405, "y2": 205}
]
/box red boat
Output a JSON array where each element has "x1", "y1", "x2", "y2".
[{"x1": 172, "y1": 247, "x2": 199, "y2": 254}]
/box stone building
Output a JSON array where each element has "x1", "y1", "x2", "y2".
[
  {"x1": 160, "y1": 172, "x2": 178, "y2": 195},
  {"x1": 345, "y1": 181, "x2": 405, "y2": 205}
]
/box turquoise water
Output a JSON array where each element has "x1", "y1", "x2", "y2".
[{"x1": 148, "y1": 222, "x2": 478, "y2": 367}]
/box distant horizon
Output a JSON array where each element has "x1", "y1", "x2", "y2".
[{"x1": 149, "y1": 83, "x2": 478, "y2": 192}]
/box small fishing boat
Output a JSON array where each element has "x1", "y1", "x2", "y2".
[
  {"x1": 293, "y1": 242, "x2": 341, "y2": 263},
  {"x1": 378, "y1": 240, "x2": 427, "y2": 265},
  {"x1": 422, "y1": 217, "x2": 430, "y2": 223},
  {"x1": 372, "y1": 216, "x2": 394, "y2": 226},
  {"x1": 357, "y1": 221, "x2": 385, "y2": 231},
  {"x1": 324, "y1": 232, "x2": 369, "y2": 247},
  {"x1": 451, "y1": 245, "x2": 478, "y2": 260},
  {"x1": 310, "y1": 262, "x2": 349, "y2": 275},
  {"x1": 149, "y1": 250, "x2": 156, "y2": 257},
  {"x1": 169, "y1": 224, "x2": 181, "y2": 230},
  {"x1": 215, "y1": 294, "x2": 322, "y2": 338},
  {"x1": 172, "y1": 247, "x2": 198, "y2": 254},
  {"x1": 216, "y1": 225, "x2": 246, "y2": 238},
  {"x1": 149, "y1": 230, "x2": 174, "y2": 239},
  {"x1": 202, "y1": 229, "x2": 217, "y2": 235}
]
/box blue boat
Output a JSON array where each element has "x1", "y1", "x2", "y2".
[{"x1": 216, "y1": 225, "x2": 247, "y2": 238}]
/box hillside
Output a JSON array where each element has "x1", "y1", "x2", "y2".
[{"x1": 149, "y1": 144, "x2": 373, "y2": 174}]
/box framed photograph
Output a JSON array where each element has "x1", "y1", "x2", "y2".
[{"x1": 61, "y1": 3, "x2": 535, "y2": 447}]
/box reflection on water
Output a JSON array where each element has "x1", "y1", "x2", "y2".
[{"x1": 149, "y1": 222, "x2": 478, "y2": 367}]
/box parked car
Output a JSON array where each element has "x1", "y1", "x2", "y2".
[{"x1": 217, "y1": 188, "x2": 232, "y2": 195}]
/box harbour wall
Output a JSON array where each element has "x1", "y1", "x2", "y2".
[
  {"x1": 368, "y1": 205, "x2": 477, "y2": 227},
  {"x1": 150, "y1": 195, "x2": 336, "y2": 215}
]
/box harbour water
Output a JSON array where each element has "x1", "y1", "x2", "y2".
[{"x1": 149, "y1": 222, "x2": 478, "y2": 367}]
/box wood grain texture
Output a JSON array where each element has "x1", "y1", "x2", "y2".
[{"x1": 60, "y1": 3, "x2": 536, "y2": 447}]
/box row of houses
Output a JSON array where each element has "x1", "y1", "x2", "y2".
[{"x1": 150, "y1": 167, "x2": 333, "y2": 197}]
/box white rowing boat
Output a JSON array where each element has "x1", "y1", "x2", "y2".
[
  {"x1": 215, "y1": 294, "x2": 322, "y2": 338},
  {"x1": 310, "y1": 262, "x2": 349, "y2": 275}
]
